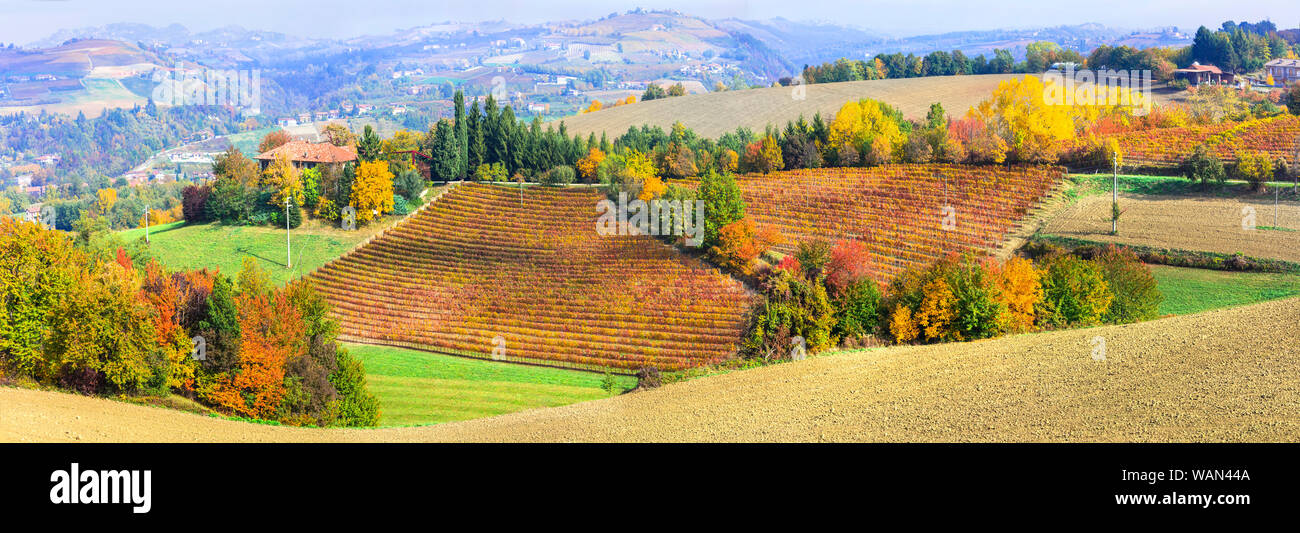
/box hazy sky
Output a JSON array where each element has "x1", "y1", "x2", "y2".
[{"x1": 3, "y1": 0, "x2": 1299, "y2": 45}]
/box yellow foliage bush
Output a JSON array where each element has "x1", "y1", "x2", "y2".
[{"x1": 888, "y1": 306, "x2": 918, "y2": 343}]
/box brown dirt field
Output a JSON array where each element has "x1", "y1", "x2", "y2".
[
  {"x1": 553, "y1": 74, "x2": 1024, "y2": 139},
  {"x1": 1042, "y1": 194, "x2": 1300, "y2": 263},
  {"x1": 552, "y1": 74, "x2": 1181, "y2": 140},
  {"x1": 4, "y1": 297, "x2": 1297, "y2": 443}
]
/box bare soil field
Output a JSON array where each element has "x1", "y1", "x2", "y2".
[
  {"x1": 1042, "y1": 193, "x2": 1300, "y2": 262},
  {"x1": 4, "y1": 297, "x2": 1297, "y2": 443},
  {"x1": 553, "y1": 74, "x2": 1023, "y2": 139},
  {"x1": 553, "y1": 74, "x2": 1182, "y2": 139}
]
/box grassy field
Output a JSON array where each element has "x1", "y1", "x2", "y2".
[
  {"x1": 226, "y1": 126, "x2": 283, "y2": 157},
  {"x1": 1151, "y1": 265, "x2": 1300, "y2": 316},
  {"x1": 1068, "y1": 173, "x2": 1298, "y2": 198},
  {"x1": 118, "y1": 219, "x2": 391, "y2": 285},
  {"x1": 347, "y1": 342, "x2": 636, "y2": 427}
]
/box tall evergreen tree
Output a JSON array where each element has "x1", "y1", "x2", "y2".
[
  {"x1": 453, "y1": 91, "x2": 468, "y2": 179},
  {"x1": 357, "y1": 125, "x2": 382, "y2": 162},
  {"x1": 431, "y1": 119, "x2": 460, "y2": 182},
  {"x1": 467, "y1": 100, "x2": 485, "y2": 171},
  {"x1": 495, "y1": 105, "x2": 517, "y2": 173},
  {"x1": 483, "y1": 95, "x2": 503, "y2": 166}
]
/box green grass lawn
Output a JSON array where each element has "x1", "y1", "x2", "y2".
[
  {"x1": 226, "y1": 126, "x2": 282, "y2": 158},
  {"x1": 347, "y1": 342, "x2": 636, "y2": 427},
  {"x1": 1151, "y1": 265, "x2": 1300, "y2": 316},
  {"x1": 117, "y1": 220, "x2": 379, "y2": 286},
  {"x1": 1068, "y1": 173, "x2": 1297, "y2": 198}
]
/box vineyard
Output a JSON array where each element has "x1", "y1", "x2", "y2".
[
  {"x1": 729, "y1": 164, "x2": 1063, "y2": 283},
  {"x1": 305, "y1": 183, "x2": 755, "y2": 372},
  {"x1": 1106, "y1": 115, "x2": 1300, "y2": 168}
]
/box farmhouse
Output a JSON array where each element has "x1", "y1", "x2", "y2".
[
  {"x1": 1264, "y1": 58, "x2": 1300, "y2": 86},
  {"x1": 255, "y1": 141, "x2": 356, "y2": 171},
  {"x1": 1173, "y1": 63, "x2": 1232, "y2": 85}
]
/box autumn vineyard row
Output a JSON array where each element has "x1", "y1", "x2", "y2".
[
  {"x1": 731, "y1": 165, "x2": 1063, "y2": 284},
  {"x1": 1105, "y1": 114, "x2": 1300, "y2": 168},
  {"x1": 307, "y1": 182, "x2": 755, "y2": 372},
  {"x1": 306, "y1": 165, "x2": 1061, "y2": 371}
]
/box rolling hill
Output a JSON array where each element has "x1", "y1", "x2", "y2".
[
  {"x1": 305, "y1": 183, "x2": 754, "y2": 372},
  {"x1": 553, "y1": 74, "x2": 1023, "y2": 139},
  {"x1": 0, "y1": 39, "x2": 170, "y2": 117}
]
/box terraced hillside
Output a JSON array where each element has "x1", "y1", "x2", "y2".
[
  {"x1": 306, "y1": 183, "x2": 754, "y2": 372},
  {"x1": 728, "y1": 164, "x2": 1062, "y2": 283}
]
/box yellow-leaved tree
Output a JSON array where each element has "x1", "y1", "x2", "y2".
[
  {"x1": 261, "y1": 153, "x2": 304, "y2": 207},
  {"x1": 827, "y1": 98, "x2": 905, "y2": 158},
  {"x1": 576, "y1": 147, "x2": 605, "y2": 182},
  {"x1": 969, "y1": 76, "x2": 1077, "y2": 163},
  {"x1": 350, "y1": 160, "x2": 395, "y2": 223},
  {"x1": 95, "y1": 188, "x2": 117, "y2": 215}
]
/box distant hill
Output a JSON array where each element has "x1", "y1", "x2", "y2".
[
  {"x1": 0, "y1": 39, "x2": 174, "y2": 118},
  {"x1": 551, "y1": 74, "x2": 1024, "y2": 139}
]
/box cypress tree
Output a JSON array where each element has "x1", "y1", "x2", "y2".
[
  {"x1": 453, "y1": 91, "x2": 468, "y2": 179},
  {"x1": 467, "y1": 100, "x2": 485, "y2": 171}
]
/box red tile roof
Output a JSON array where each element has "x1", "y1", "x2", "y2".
[
  {"x1": 1176, "y1": 64, "x2": 1224, "y2": 74},
  {"x1": 256, "y1": 141, "x2": 357, "y2": 164}
]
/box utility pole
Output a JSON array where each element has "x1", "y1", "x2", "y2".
[
  {"x1": 1275, "y1": 185, "x2": 1280, "y2": 228},
  {"x1": 145, "y1": 206, "x2": 150, "y2": 243},
  {"x1": 1112, "y1": 152, "x2": 1118, "y2": 235},
  {"x1": 285, "y1": 197, "x2": 292, "y2": 269}
]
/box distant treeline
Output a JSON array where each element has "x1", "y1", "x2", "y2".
[{"x1": 801, "y1": 20, "x2": 1298, "y2": 85}]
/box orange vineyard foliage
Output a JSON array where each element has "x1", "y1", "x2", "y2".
[
  {"x1": 688, "y1": 164, "x2": 1062, "y2": 284},
  {"x1": 307, "y1": 183, "x2": 755, "y2": 372}
]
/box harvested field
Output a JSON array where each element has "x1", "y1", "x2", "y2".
[
  {"x1": 1042, "y1": 193, "x2": 1300, "y2": 263},
  {"x1": 4, "y1": 296, "x2": 1297, "y2": 442},
  {"x1": 553, "y1": 74, "x2": 1023, "y2": 139}
]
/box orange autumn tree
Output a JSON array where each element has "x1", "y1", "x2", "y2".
[
  {"x1": 988, "y1": 256, "x2": 1043, "y2": 332},
  {"x1": 576, "y1": 147, "x2": 606, "y2": 182},
  {"x1": 140, "y1": 261, "x2": 198, "y2": 390},
  {"x1": 199, "y1": 259, "x2": 306, "y2": 418},
  {"x1": 709, "y1": 218, "x2": 781, "y2": 275}
]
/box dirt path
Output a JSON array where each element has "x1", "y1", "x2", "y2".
[
  {"x1": 3, "y1": 297, "x2": 1298, "y2": 443},
  {"x1": 1042, "y1": 194, "x2": 1300, "y2": 262}
]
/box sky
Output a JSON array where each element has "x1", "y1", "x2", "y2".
[{"x1": 2, "y1": 0, "x2": 1299, "y2": 45}]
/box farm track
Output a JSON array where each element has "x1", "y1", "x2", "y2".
[{"x1": 4, "y1": 296, "x2": 1297, "y2": 442}]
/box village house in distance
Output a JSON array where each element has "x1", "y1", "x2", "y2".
[
  {"x1": 1265, "y1": 58, "x2": 1300, "y2": 85},
  {"x1": 255, "y1": 140, "x2": 357, "y2": 171}
]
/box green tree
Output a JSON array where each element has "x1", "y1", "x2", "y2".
[
  {"x1": 454, "y1": 90, "x2": 468, "y2": 179},
  {"x1": 698, "y1": 170, "x2": 746, "y2": 248},
  {"x1": 357, "y1": 125, "x2": 382, "y2": 163},
  {"x1": 430, "y1": 119, "x2": 460, "y2": 182},
  {"x1": 1181, "y1": 144, "x2": 1226, "y2": 188}
]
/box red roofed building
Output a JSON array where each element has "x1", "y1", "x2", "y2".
[
  {"x1": 1173, "y1": 63, "x2": 1233, "y2": 86},
  {"x1": 255, "y1": 141, "x2": 357, "y2": 171}
]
